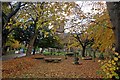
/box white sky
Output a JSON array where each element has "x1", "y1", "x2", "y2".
[
  {"x1": 64, "y1": 1, "x2": 106, "y2": 33},
  {"x1": 76, "y1": 1, "x2": 106, "y2": 14}
]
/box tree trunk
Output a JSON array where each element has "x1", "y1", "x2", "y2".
[
  {"x1": 26, "y1": 33, "x2": 37, "y2": 56},
  {"x1": 2, "y1": 30, "x2": 13, "y2": 55},
  {"x1": 33, "y1": 46, "x2": 36, "y2": 55},
  {"x1": 86, "y1": 49, "x2": 88, "y2": 56},
  {"x1": 0, "y1": 2, "x2": 2, "y2": 57},
  {"x1": 106, "y1": 2, "x2": 120, "y2": 77},
  {"x1": 93, "y1": 50, "x2": 96, "y2": 62},
  {"x1": 26, "y1": 17, "x2": 38, "y2": 56},
  {"x1": 106, "y1": 2, "x2": 120, "y2": 53},
  {"x1": 48, "y1": 48, "x2": 49, "y2": 52},
  {"x1": 2, "y1": 46, "x2": 9, "y2": 55},
  {"x1": 82, "y1": 46, "x2": 86, "y2": 57}
]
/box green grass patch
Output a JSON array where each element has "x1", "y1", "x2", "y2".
[{"x1": 43, "y1": 51, "x2": 65, "y2": 55}]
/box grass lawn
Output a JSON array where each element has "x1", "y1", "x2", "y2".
[{"x1": 43, "y1": 51, "x2": 66, "y2": 56}]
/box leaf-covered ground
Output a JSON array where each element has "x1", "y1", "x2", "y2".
[{"x1": 2, "y1": 54, "x2": 103, "y2": 78}]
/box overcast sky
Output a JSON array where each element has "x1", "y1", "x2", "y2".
[
  {"x1": 64, "y1": 1, "x2": 106, "y2": 33},
  {"x1": 76, "y1": 1, "x2": 106, "y2": 14}
]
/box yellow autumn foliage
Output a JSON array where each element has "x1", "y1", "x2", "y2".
[
  {"x1": 114, "y1": 57, "x2": 118, "y2": 61},
  {"x1": 87, "y1": 11, "x2": 115, "y2": 52},
  {"x1": 98, "y1": 51, "x2": 120, "y2": 79},
  {"x1": 11, "y1": 40, "x2": 21, "y2": 49},
  {"x1": 87, "y1": 10, "x2": 119, "y2": 79}
]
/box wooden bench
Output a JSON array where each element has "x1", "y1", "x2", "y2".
[
  {"x1": 34, "y1": 57, "x2": 44, "y2": 60},
  {"x1": 66, "y1": 52, "x2": 74, "y2": 57},
  {"x1": 44, "y1": 58, "x2": 62, "y2": 63}
]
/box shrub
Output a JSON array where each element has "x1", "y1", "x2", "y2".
[{"x1": 98, "y1": 52, "x2": 120, "y2": 79}]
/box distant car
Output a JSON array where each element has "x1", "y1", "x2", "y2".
[
  {"x1": 20, "y1": 48, "x2": 25, "y2": 53},
  {"x1": 15, "y1": 50, "x2": 20, "y2": 54}
]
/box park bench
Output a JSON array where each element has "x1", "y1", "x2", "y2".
[
  {"x1": 34, "y1": 57, "x2": 44, "y2": 60},
  {"x1": 44, "y1": 58, "x2": 62, "y2": 63},
  {"x1": 66, "y1": 52, "x2": 74, "y2": 57}
]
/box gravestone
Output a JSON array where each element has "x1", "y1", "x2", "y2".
[
  {"x1": 73, "y1": 52, "x2": 80, "y2": 65},
  {"x1": 73, "y1": 57, "x2": 79, "y2": 64},
  {"x1": 84, "y1": 56, "x2": 92, "y2": 60}
]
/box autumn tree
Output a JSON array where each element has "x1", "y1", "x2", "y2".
[
  {"x1": 13, "y1": 25, "x2": 33, "y2": 46},
  {"x1": 13, "y1": 24, "x2": 63, "y2": 55},
  {"x1": 2, "y1": 2, "x2": 26, "y2": 55},
  {"x1": 15, "y1": 2, "x2": 78, "y2": 56},
  {"x1": 87, "y1": 2, "x2": 120, "y2": 78},
  {"x1": 87, "y1": 11, "x2": 114, "y2": 53},
  {"x1": 64, "y1": 2, "x2": 95, "y2": 57},
  {"x1": 74, "y1": 33, "x2": 94, "y2": 57}
]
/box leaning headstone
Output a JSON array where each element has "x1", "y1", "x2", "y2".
[{"x1": 73, "y1": 57, "x2": 79, "y2": 64}]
